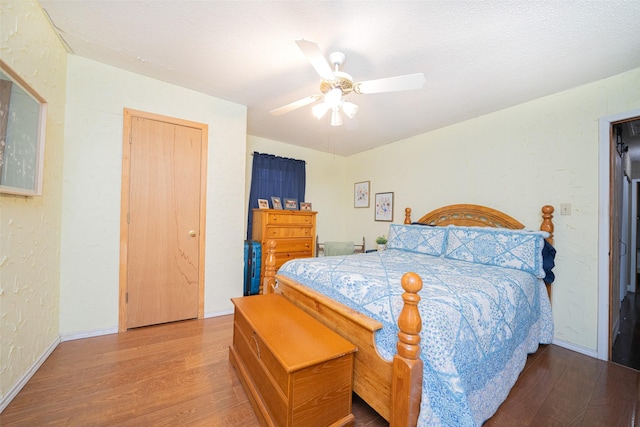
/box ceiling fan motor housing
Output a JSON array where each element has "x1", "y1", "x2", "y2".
[{"x1": 320, "y1": 70, "x2": 354, "y2": 95}]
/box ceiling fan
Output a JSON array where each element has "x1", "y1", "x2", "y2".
[{"x1": 271, "y1": 40, "x2": 426, "y2": 126}]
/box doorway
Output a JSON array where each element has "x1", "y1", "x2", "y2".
[
  {"x1": 612, "y1": 121, "x2": 640, "y2": 369},
  {"x1": 118, "y1": 108, "x2": 208, "y2": 331},
  {"x1": 599, "y1": 109, "x2": 640, "y2": 364}
]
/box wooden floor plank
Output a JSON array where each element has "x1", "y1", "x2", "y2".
[
  {"x1": 580, "y1": 362, "x2": 640, "y2": 427},
  {"x1": 2, "y1": 315, "x2": 639, "y2": 426},
  {"x1": 528, "y1": 346, "x2": 602, "y2": 426}
]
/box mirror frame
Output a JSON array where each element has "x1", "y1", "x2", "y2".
[{"x1": 0, "y1": 58, "x2": 47, "y2": 196}]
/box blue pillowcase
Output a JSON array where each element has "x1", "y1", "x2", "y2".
[
  {"x1": 444, "y1": 226, "x2": 549, "y2": 278},
  {"x1": 387, "y1": 223, "x2": 447, "y2": 256}
]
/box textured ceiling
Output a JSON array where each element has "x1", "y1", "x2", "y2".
[{"x1": 38, "y1": 1, "x2": 640, "y2": 156}]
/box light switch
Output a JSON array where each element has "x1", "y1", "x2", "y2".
[{"x1": 560, "y1": 203, "x2": 571, "y2": 215}]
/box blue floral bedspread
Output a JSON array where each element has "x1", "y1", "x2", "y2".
[{"x1": 277, "y1": 249, "x2": 553, "y2": 426}]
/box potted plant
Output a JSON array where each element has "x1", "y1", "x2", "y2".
[{"x1": 376, "y1": 235, "x2": 388, "y2": 251}]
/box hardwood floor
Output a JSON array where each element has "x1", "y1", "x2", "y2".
[
  {"x1": 1, "y1": 315, "x2": 639, "y2": 426},
  {"x1": 612, "y1": 291, "x2": 640, "y2": 370}
]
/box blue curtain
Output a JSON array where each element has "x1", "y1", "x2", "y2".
[{"x1": 247, "y1": 152, "x2": 306, "y2": 239}]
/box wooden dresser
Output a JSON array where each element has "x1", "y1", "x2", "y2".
[
  {"x1": 230, "y1": 294, "x2": 356, "y2": 427},
  {"x1": 252, "y1": 209, "x2": 317, "y2": 293}
]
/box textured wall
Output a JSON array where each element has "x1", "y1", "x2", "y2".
[
  {"x1": 0, "y1": 0, "x2": 66, "y2": 402},
  {"x1": 59, "y1": 55, "x2": 247, "y2": 336},
  {"x1": 345, "y1": 67, "x2": 640, "y2": 352}
]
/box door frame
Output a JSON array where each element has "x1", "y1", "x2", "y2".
[
  {"x1": 118, "y1": 108, "x2": 208, "y2": 332},
  {"x1": 598, "y1": 107, "x2": 640, "y2": 360},
  {"x1": 630, "y1": 179, "x2": 640, "y2": 294}
]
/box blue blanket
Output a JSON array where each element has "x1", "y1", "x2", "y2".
[{"x1": 278, "y1": 249, "x2": 553, "y2": 426}]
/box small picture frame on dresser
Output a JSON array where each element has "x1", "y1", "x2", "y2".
[
  {"x1": 284, "y1": 198, "x2": 298, "y2": 210},
  {"x1": 300, "y1": 202, "x2": 312, "y2": 211},
  {"x1": 258, "y1": 199, "x2": 269, "y2": 209},
  {"x1": 271, "y1": 197, "x2": 282, "y2": 209}
]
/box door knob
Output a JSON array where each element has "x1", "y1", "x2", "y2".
[{"x1": 189, "y1": 230, "x2": 197, "y2": 237}]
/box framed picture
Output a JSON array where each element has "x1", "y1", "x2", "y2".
[
  {"x1": 284, "y1": 198, "x2": 298, "y2": 210},
  {"x1": 300, "y1": 202, "x2": 312, "y2": 211},
  {"x1": 271, "y1": 197, "x2": 282, "y2": 209},
  {"x1": 375, "y1": 192, "x2": 394, "y2": 222},
  {"x1": 257, "y1": 198, "x2": 269, "y2": 209},
  {"x1": 354, "y1": 181, "x2": 370, "y2": 208}
]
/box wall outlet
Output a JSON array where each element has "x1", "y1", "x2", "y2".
[{"x1": 560, "y1": 203, "x2": 571, "y2": 215}]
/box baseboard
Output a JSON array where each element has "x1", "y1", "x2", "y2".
[
  {"x1": 60, "y1": 327, "x2": 118, "y2": 342},
  {"x1": 61, "y1": 313, "x2": 233, "y2": 341},
  {"x1": 204, "y1": 308, "x2": 234, "y2": 318},
  {"x1": 0, "y1": 336, "x2": 60, "y2": 413},
  {"x1": 552, "y1": 338, "x2": 598, "y2": 359}
]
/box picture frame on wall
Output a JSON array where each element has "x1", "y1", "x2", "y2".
[
  {"x1": 257, "y1": 199, "x2": 269, "y2": 209},
  {"x1": 300, "y1": 202, "x2": 312, "y2": 211},
  {"x1": 284, "y1": 198, "x2": 298, "y2": 210},
  {"x1": 375, "y1": 192, "x2": 394, "y2": 222},
  {"x1": 354, "y1": 181, "x2": 370, "y2": 208},
  {"x1": 271, "y1": 197, "x2": 283, "y2": 209}
]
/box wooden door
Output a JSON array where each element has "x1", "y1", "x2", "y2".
[{"x1": 119, "y1": 109, "x2": 207, "y2": 330}]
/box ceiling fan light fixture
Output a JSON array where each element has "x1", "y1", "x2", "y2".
[
  {"x1": 312, "y1": 102, "x2": 330, "y2": 119},
  {"x1": 330, "y1": 108, "x2": 343, "y2": 127},
  {"x1": 325, "y1": 87, "x2": 342, "y2": 109},
  {"x1": 341, "y1": 101, "x2": 359, "y2": 119}
]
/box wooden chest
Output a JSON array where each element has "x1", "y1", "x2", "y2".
[
  {"x1": 252, "y1": 209, "x2": 317, "y2": 293},
  {"x1": 229, "y1": 294, "x2": 356, "y2": 427}
]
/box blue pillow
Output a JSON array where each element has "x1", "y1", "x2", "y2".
[
  {"x1": 542, "y1": 240, "x2": 556, "y2": 283},
  {"x1": 444, "y1": 226, "x2": 548, "y2": 278},
  {"x1": 387, "y1": 224, "x2": 447, "y2": 256}
]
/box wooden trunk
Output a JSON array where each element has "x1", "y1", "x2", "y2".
[{"x1": 230, "y1": 294, "x2": 356, "y2": 427}]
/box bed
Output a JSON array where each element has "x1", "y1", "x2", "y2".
[{"x1": 261, "y1": 204, "x2": 555, "y2": 426}]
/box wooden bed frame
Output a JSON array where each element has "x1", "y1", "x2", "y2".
[{"x1": 262, "y1": 204, "x2": 555, "y2": 426}]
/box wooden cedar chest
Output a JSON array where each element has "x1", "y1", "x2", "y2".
[{"x1": 229, "y1": 294, "x2": 356, "y2": 427}]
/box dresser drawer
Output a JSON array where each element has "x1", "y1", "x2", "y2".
[
  {"x1": 267, "y1": 212, "x2": 314, "y2": 226},
  {"x1": 266, "y1": 226, "x2": 312, "y2": 238},
  {"x1": 275, "y1": 252, "x2": 311, "y2": 269},
  {"x1": 273, "y1": 238, "x2": 313, "y2": 254}
]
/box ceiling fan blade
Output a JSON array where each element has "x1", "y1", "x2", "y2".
[
  {"x1": 270, "y1": 95, "x2": 321, "y2": 116},
  {"x1": 354, "y1": 73, "x2": 426, "y2": 94},
  {"x1": 295, "y1": 40, "x2": 335, "y2": 81}
]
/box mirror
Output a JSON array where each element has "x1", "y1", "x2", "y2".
[{"x1": 0, "y1": 59, "x2": 47, "y2": 196}]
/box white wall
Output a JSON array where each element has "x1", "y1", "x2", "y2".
[
  {"x1": 246, "y1": 136, "x2": 350, "y2": 245},
  {"x1": 59, "y1": 55, "x2": 247, "y2": 337},
  {"x1": 345, "y1": 67, "x2": 640, "y2": 352},
  {"x1": 0, "y1": 0, "x2": 67, "y2": 406}
]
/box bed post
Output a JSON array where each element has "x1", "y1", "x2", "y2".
[
  {"x1": 540, "y1": 205, "x2": 554, "y2": 302},
  {"x1": 391, "y1": 272, "x2": 423, "y2": 427},
  {"x1": 404, "y1": 207, "x2": 412, "y2": 224},
  {"x1": 540, "y1": 205, "x2": 554, "y2": 246},
  {"x1": 262, "y1": 240, "x2": 277, "y2": 294}
]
